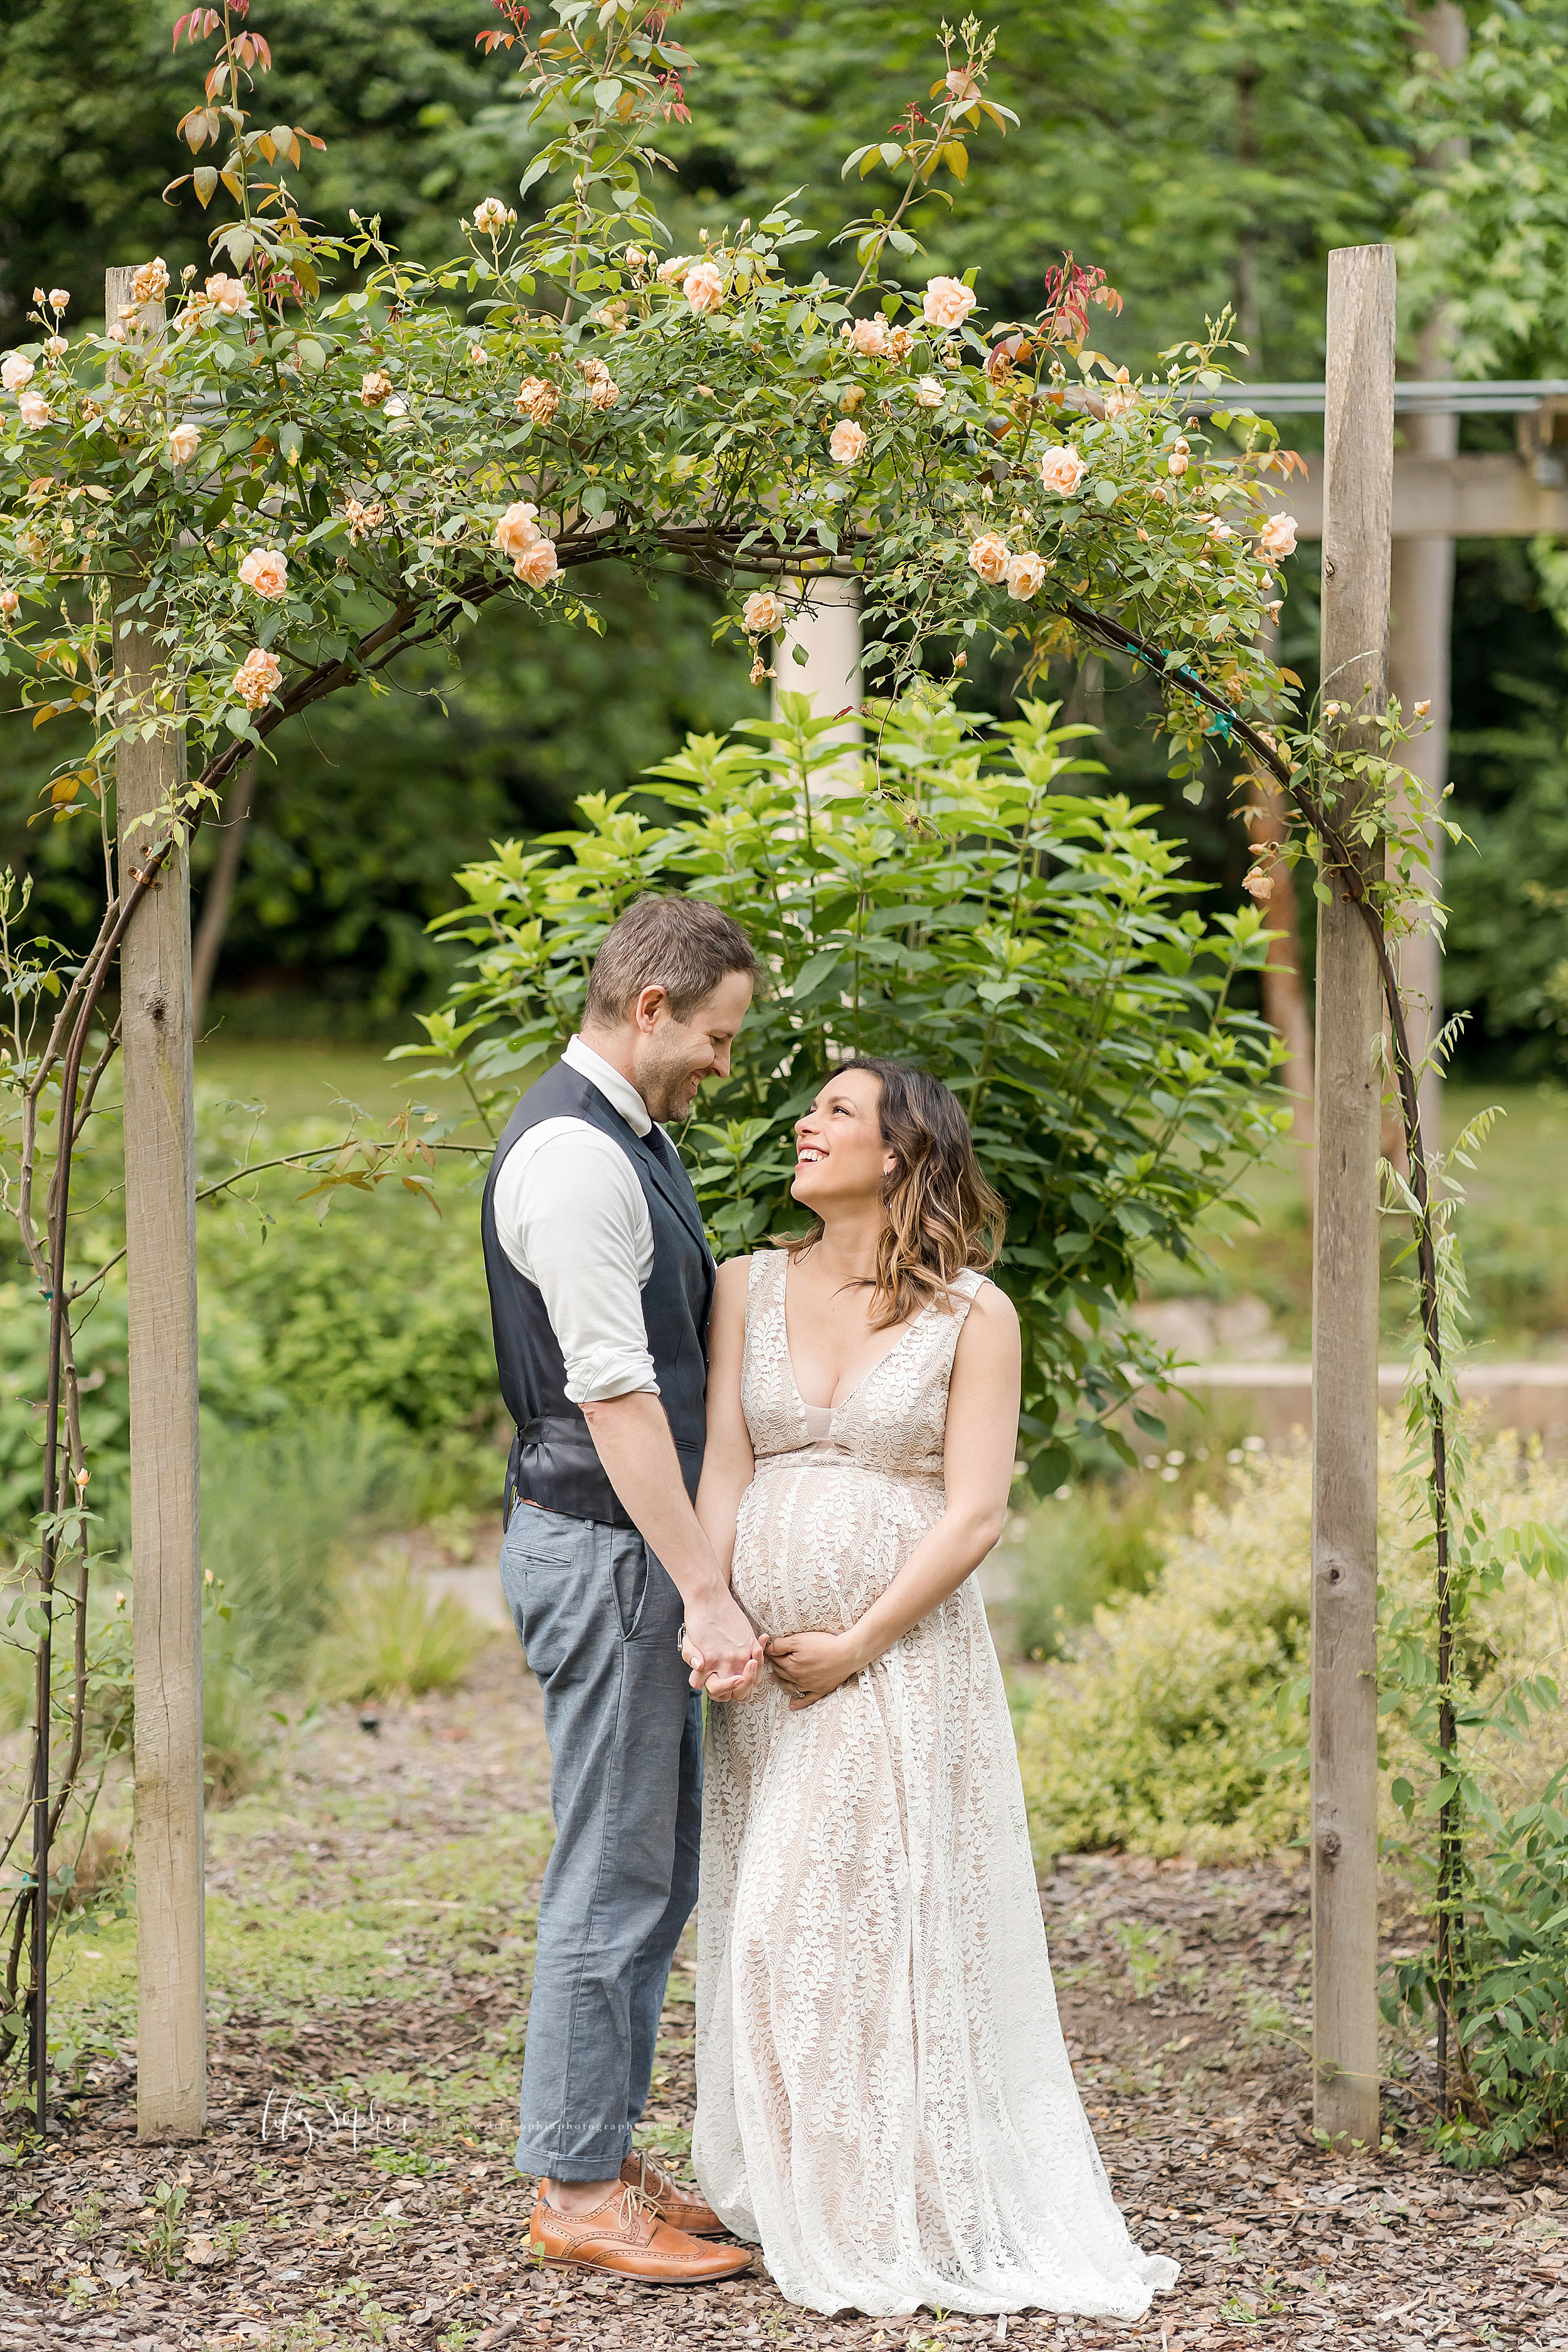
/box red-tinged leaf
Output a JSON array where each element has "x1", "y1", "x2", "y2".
[
  {"x1": 302, "y1": 131, "x2": 326, "y2": 149},
  {"x1": 252, "y1": 31, "x2": 271, "y2": 67},
  {"x1": 476, "y1": 27, "x2": 519, "y2": 48}
]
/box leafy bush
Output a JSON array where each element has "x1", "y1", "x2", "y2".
[
  {"x1": 1015, "y1": 1432, "x2": 1568, "y2": 1869},
  {"x1": 1015, "y1": 1449, "x2": 1312, "y2": 1864},
  {"x1": 1011, "y1": 1483, "x2": 1167, "y2": 1661},
  {"x1": 309, "y1": 1555, "x2": 490, "y2": 1705},
  {"x1": 406, "y1": 694, "x2": 1286, "y2": 1484}
]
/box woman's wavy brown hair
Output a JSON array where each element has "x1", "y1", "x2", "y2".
[{"x1": 785, "y1": 1057, "x2": 1006, "y2": 1329}]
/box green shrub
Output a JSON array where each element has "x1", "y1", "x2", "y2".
[
  {"x1": 309, "y1": 1556, "x2": 490, "y2": 1705},
  {"x1": 1015, "y1": 1449, "x2": 1312, "y2": 1865},
  {"x1": 1012, "y1": 1483, "x2": 1167, "y2": 1661},
  {"x1": 1015, "y1": 1433, "x2": 1568, "y2": 1870}
]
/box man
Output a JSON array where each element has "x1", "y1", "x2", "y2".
[{"x1": 481, "y1": 894, "x2": 763, "y2": 2284}]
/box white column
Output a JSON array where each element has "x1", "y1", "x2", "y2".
[{"x1": 773, "y1": 576, "x2": 862, "y2": 744}]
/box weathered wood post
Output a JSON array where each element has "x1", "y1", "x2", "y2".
[
  {"x1": 1311, "y1": 243, "x2": 1394, "y2": 2147},
  {"x1": 107, "y1": 265, "x2": 206, "y2": 2142}
]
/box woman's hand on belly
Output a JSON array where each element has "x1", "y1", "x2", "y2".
[{"x1": 765, "y1": 1626, "x2": 866, "y2": 1709}]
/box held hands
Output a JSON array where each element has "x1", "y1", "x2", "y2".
[
  {"x1": 679, "y1": 1597, "x2": 766, "y2": 1703},
  {"x1": 765, "y1": 1628, "x2": 865, "y2": 1710}
]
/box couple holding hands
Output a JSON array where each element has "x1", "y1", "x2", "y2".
[{"x1": 482, "y1": 895, "x2": 1176, "y2": 2323}]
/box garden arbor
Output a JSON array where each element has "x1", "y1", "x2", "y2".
[{"x1": 2, "y1": 3, "x2": 1461, "y2": 2155}]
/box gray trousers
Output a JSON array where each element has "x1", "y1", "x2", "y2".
[{"x1": 499, "y1": 1500, "x2": 701, "y2": 2183}]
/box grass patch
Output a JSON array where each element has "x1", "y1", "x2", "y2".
[{"x1": 309, "y1": 1557, "x2": 492, "y2": 1705}]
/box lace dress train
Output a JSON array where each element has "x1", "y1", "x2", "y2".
[{"x1": 691, "y1": 1249, "x2": 1179, "y2": 2319}]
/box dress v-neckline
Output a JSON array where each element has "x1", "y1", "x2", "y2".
[{"x1": 778, "y1": 1254, "x2": 929, "y2": 1423}]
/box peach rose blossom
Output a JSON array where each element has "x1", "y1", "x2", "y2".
[
  {"x1": 48, "y1": 289, "x2": 69, "y2": 311},
  {"x1": 1413, "y1": 697, "x2": 1432, "y2": 718},
  {"x1": 656, "y1": 256, "x2": 689, "y2": 283},
  {"x1": 1258, "y1": 512, "x2": 1297, "y2": 561},
  {"x1": 467, "y1": 344, "x2": 491, "y2": 366},
  {"x1": 1039, "y1": 443, "x2": 1086, "y2": 497},
  {"x1": 472, "y1": 198, "x2": 516, "y2": 235},
  {"x1": 885, "y1": 325, "x2": 914, "y2": 363},
  {"x1": 0, "y1": 588, "x2": 18, "y2": 620},
  {"x1": 967, "y1": 532, "x2": 1011, "y2": 586},
  {"x1": 17, "y1": 391, "x2": 50, "y2": 431},
  {"x1": 514, "y1": 376, "x2": 561, "y2": 425},
  {"x1": 493, "y1": 502, "x2": 543, "y2": 561},
  {"x1": 169, "y1": 421, "x2": 201, "y2": 465},
  {"x1": 44, "y1": 336, "x2": 66, "y2": 358},
  {"x1": 946, "y1": 66, "x2": 979, "y2": 100},
  {"x1": 1263, "y1": 598, "x2": 1282, "y2": 623},
  {"x1": 682, "y1": 259, "x2": 725, "y2": 315},
  {"x1": 922, "y1": 275, "x2": 977, "y2": 333},
  {"x1": 514, "y1": 539, "x2": 559, "y2": 589},
  {"x1": 829, "y1": 418, "x2": 867, "y2": 464},
  {"x1": 1, "y1": 354, "x2": 34, "y2": 394},
  {"x1": 131, "y1": 257, "x2": 170, "y2": 304},
  {"x1": 845, "y1": 315, "x2": 888, "y2": 358},
  {"x1": 383, "y1": 395, "x2": 408, "y2": 418},
  {"x1": 361, "y1": 369, "x2": 394, "y2": 407},
  {"x1": 238, "y1": 548, "x2": 289, "y2": 600},
  {"x1": 1103, "y1": 367, "x2": 1138, "y2": 419},
  {"x1": 233, "y1": 647, "x2": 282, "y2": 710},
  {"x1": 914, "y1": 376, "x2": 945, "y2": 407},
  {"x1": 205, "y1": 273, "x2": 250, "y2": 317},
  {"x1": 1242, "y1": 867, "x2": 1274, "y2": 902},
  {"x1": 742, "y1": 590, "x2": 785, "y2": 635},
  {"x1": 1005, "y1": 549, "x2": 1048, "y2": 600},
  {"x1": 581, "y1": 357, "x2": 618, "y2": 411}
]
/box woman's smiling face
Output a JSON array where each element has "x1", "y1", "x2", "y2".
[{"x1": 791, "y1": 1067, "x2": 896, "y2": 1212}]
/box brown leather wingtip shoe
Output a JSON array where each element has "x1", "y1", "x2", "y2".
[
  {"x1": 619, "y1": 2149, "x2": 730, "y2": 2237},
  {"x1": 528, "y1": 2181, "x2": 752, "y2": 2282}
]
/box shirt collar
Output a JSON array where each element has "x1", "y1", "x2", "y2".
[{"x1": 565, "y1": 1033, "x2": 654, "y2": 1139}]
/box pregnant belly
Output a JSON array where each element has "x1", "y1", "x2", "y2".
[{"x1": 731, "y1": 1461, "x2": 943, "y2": 1633}]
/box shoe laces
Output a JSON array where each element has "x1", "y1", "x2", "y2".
[{"x1": 615, "y1": 2181, "x2": 656, "y2": 2238}]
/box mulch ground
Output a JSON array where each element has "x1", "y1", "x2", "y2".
[{"x1": 1, "y1": 1611, "x2": 1565, "y2": 2352}]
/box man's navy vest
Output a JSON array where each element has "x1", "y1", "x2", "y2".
[{"x1": 479, "y1": 1058, "x2": 716, "y2": 1529}]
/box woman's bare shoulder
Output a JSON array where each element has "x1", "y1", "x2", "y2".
[{"x1": 957, "y1": 1274, "x2": 1020, "y2": 1342}]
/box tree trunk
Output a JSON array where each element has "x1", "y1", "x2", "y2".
[
  {"x1": 108, "y1": 265, "x2": 206, "y2": 2144},
  {"x1": 1311, "y1": 243, "x2": 1393, "y2": 2151},
  {"x1": 190, "y1": 751, "x2": 258, "y2": 1027}
]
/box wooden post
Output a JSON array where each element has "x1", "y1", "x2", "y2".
[
  {"x1": 108, "y1": 265, "x2": 206, "y2": 2143},
  {"x1": 1311, "y1": 243, "x2": 1394, "y2": 2148}
]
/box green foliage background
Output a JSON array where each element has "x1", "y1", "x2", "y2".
[{"x1": 4, "y1": 0, "x2": 1568, "y2": 1073}]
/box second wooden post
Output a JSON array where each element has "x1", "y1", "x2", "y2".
[
  {"x1": 108, "y1": 263, "x2": 207, "y2": 2143},
  {"x1": 1311, "y1": 241, "x2": 1394, "y2": 2147}
]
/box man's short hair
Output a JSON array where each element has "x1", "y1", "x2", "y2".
[{"x1": 582, "y1": 896, "x2": 758, "y2": 1027}]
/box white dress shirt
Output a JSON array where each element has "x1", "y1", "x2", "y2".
[{"x1": 490, "y1": 1034, "x2": 664, "y2": 1404}]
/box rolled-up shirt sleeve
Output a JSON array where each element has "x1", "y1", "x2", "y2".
[{"x1": 493, "y1": 1126, "x2": 658, "y2": 1403}]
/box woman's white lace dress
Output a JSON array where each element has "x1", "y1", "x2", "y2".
[{"x1": 692, "y1": 1249, "x2": 1180, "y2": 2320}]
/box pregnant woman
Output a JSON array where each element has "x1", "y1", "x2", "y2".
[{"x1": 686, "y1": 1057, "x2": 1179, "y2": 2322}]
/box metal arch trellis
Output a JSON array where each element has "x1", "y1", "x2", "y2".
[{"x1": 16, "y1": 533, "x2": 1458, "y2": 2129}]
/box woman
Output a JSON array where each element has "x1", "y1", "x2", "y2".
[{"x1": 687, "y1": 1058, "x2": 1179, "y2": 2321}]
